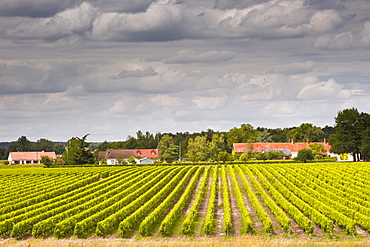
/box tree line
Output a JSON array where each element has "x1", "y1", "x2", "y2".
[{"x1": 1, "y1": 108, "x2": 369, "y2": 163}]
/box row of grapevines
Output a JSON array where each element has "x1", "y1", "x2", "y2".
[
  {"x1": 96, "y1": 166, "x2": 188, "y2": 237},
  {"x1": 0, "y1": 172, "x2": 68, "y2": 201},
  {"x1": 9, "y1": 168, "x2": 146, "y2": 238},
  {"x1": 71, "y1": 167, "x2": 173, "y2": 238},
  {"x1": 202, "y1": 166, "x2": 218, "y2": 235},
  {"x1": 262, "y1": 166, "x2": 334, "y2": 233},
  {"x1": 181, "y1": 166, "x2": 211, "y2": 235},
  {"x1": 0, "y1": 173, "x2": 98, "y2": 214},
  {"x1": 50, "y1": 166, "x2": 166, "y2": 238},
  {"x1": 31, "y1": 167, "x2": 160, "y2": 238},
  {"x1": 221, "y1": 165, "x2": 233, "y2": 234},
  {"x1": 283, "y1": 166, "x2": 370, "y2": 231},
  {"x1": 237, "y1": 166, "x2": 273, "y2": 234},
  {"x1": 296, "y1": 166, "x2": 370, "y2": 217},
  {"x1": 304, "y1": 166, "x2": 370, "y2": 204},
  {"x1": 227, "y1": 166, "x2": 254, "y2": 234},
  {"x1": 0, "y1": 168, "x2": 132, "y2": 223},
  {"x1": 159, "y1": 166, "x2": 204, "y2": 236},
  {"x1": 0, "y1": 173, "x2": 104, "y2": 237},
  {"x1": 131, "y1": 166, "x2": 198, "y2": 236},
  {"x1": 249, "y1": 165, "x2": 313, "y2": 233},
  {"x1": 272, "y1": 166, "x2": 356, "y2": 235},
  {"x1": 239, "y1": 165, "x2": 291, "y2": 232}
]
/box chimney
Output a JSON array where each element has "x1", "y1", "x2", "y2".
[
  {"x1": 291, "y1": 138, "x2": 294, "y2": 144},
  {"x1": 324, "y1": 137, "x2": 327, "y2": 144},
  {"x1": 306, "y1": 139, "x2": 310, "y2": 144}
]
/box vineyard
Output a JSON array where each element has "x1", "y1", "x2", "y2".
[{"x1": 1, "y1": 163, "x2": 370, "y2": 240}]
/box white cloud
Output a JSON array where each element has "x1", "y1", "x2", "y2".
[
  {"x1": 164, "y1": 49, "x2": 235, "y2": 63},
  {"x1": 360, "y1": 21, "x2": 370, "y2": 47},
  {"x1": 1, "y1": 0, "x2": 346, "y2": 42},
  {"x1": 192, "y1": 96, "x2": 228, "y2": 109},
  {"x1": 149, "y1": 95, "x2": 182, "y2": 107},
  {"x1": 3, "y1": 2, "x2": 98, "y2": 40},
  {"x1": 269, "y1": 61, "x2": 316, "y2": 75},
  {"x1": 297, "y1": 78, "x2": 351, "y2": 100},
  {"x1": 111, "y1": 67, "x2": 158, "y2": 79}
]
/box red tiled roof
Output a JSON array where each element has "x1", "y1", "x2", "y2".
[
  {"x1": 133, "y1": 149, "x2": 158, "y2": 158},
  {"x1": 9, "y1": 151, "x2": 56, "y2": 161},
  {"x1": 233, "y1": 142, "x2": 332, "y2": 154},
  {"x1": 98, "y1": 149, "x2": 158, "y2": 160}
]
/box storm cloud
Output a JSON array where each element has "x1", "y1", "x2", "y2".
[{"x1": 0, "y1": 0, "x2": 369, "y2": 141}]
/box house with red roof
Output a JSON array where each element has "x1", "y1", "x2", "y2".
[
  {"x1": 98, "y1": 149, "x2": 158, "y2": 164},
  {"x1": 233, "y1": 140, "x2": 333, "y2": 159},
  {"x1": 8, "y1": 151, "x2": 57, "y2": 165}
]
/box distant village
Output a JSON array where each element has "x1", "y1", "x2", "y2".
[{"x1": 2, "y1": 107, "x2": 369, "y2": 165}]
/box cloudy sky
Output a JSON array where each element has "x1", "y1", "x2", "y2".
[{"x1": 1, "y1": 0, "x2": 370, "y2": 142}]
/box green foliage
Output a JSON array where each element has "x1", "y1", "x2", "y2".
[
  {"x1": 255, "y1": 152, "x2": 267, "y2": 160},
  {"x1": 100, "y1": 156, "x2": 107, "y2": 165},
  {"x1": 218, "y1": 151, "x2": 231, "y2": 162},
  {"x1": 8, "y1": 136, "x2": 32, "y2": 152},
  {"x1": 127, "y1": 156, "x2": 136, "y2": 164},
  {"x1": 330, "y1": 108, "x2": 370, "y2": 161},
  {"x1": 288, "y1": 123, "x2": 325, "y2": 142},
  {"x1": 296, "y1": 149, "x2": 314, "y2": 163},
  {"x1": 34, "y1": 139, "x2": 55, "y2": 152},
  {"x1": 40, "y1": 156, "x2": 53, "y2": 168},
  {"x1": 161, "y1": 143, "x2": 179, "y2": 163},
  {"x1": 309, "y1": 143, "x2": 327, "y2": 155},
  {"x1": 0, "y1": 147, "x2": 8, "y2": 160},
  {"x1": 266, "y1": 151, "x2": 284, "y2": 160},
  {"x1": 186, "y1": 136, "x2": 209, "y2": 162},
  {"x1": 360, "y1": 130, "x2": 370, "y2": 161},
  {"x1": 62, "y1": 134, "x2": 94, "y2": 165},
  {"x1": 158, "y1": 134, "x2": 176, "y2": 161},
  {"x1": 227, "y1": 124, "x2": 258, "y2": 148}
]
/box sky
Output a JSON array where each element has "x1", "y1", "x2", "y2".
[{"x1": 0, "y1": 0, "x2": 370, "y2": 142}]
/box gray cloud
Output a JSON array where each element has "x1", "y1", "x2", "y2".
[
  {"x1": 164, "y1": 50, "x2": 235, "y2": 63},
  {"x1": 0, "y1": 0, "x2": 86, "y2": 18},
  {"x1": 0, "y1": 0, "x2": 370, "y2": 141},
  {"x1": 1, "y1": 0, "x2": 347, "y2": 42},
  {"x1": 111, "y1": 67, "x2": 158, "y2": 79}
]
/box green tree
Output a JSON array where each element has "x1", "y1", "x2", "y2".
[
  {"x1": 0, "y1": 147, "x2": 8, "y2": 160},
  {"x1": 360, "y1": 129, "x2": 370, "y2": 161},
  {"x1": 266, "y1": 151, "x2": 284, "y2": 160},
  {"x1": 161, "y1": 143, "x2": 179, "y2": 163},
  {"x1": 296, "y1": 149, "x2": 314, "y2": 163},
  {"x1": 62, "y1": 134, "x2": 94, "y2": 165},
  {"x1": 208, "y1": 133, "x2": 226, "y2": 161},
  {"x1": 40, "y1": 155, "x2": 53, "y2": 168},
  {"x1": 309, "y1": 143, "x2": 327, "y2": 158},
  {"x1": 116, "y1": 156, "x2": 126, "y2": 165},
  {"x1": 330, "y1": 108, "x2": 369, "y2": 161},
  {"x1": 218, "y1": 151, "x2": 231, "y2": 162},
  {"x1": 239, "y1": 153, "x2": 249, "y2": 162},
  {"x1": 255, "y1": 152, "x2": 267, "y2": 161},
  {"x1": 34, "y1": 138, "x2": 55, "y2": 152},
  {"x1": 100, "y1": 156, "x2": 107, "y2": 165},
  {"x1": 8, "y1": 136, "x2": 32, "y2": 152},
  {"x1": 186, "y1": 136, "x2": 209, "y2": 162},
  {"x1": 257, "y1": 130, "x2": 272, "y2": 143},
  {"x1": 127, "y1": 156, "x2": 137, "y2": 164},
  {"x1": 227, "y1": 124, "x2": 258, "y2": 148},
  {"x1": 288, "y1": 123, "x2": 325, "y2": 142},
  {"x1": 158, "y1": 134, "x2": 175, "y2": 161}
]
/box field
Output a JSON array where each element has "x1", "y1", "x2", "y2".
[{"x1": 1, "y1": 163, "x2": 370, "y2": 246}]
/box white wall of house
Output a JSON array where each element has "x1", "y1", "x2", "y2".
[{"x1": 137, "y1": 158, "x2": 154, "y2": 164}]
